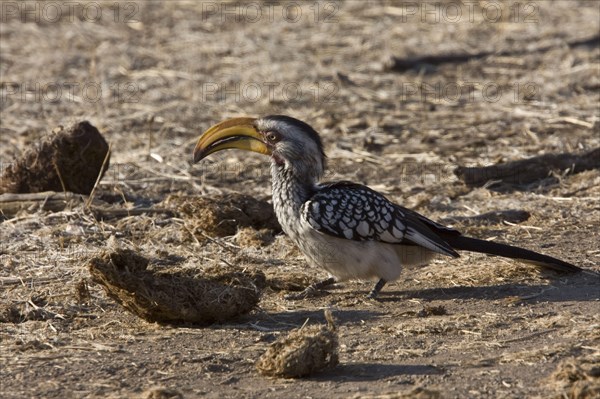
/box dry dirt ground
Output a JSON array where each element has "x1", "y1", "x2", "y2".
[{"x1": 1, "y1": 1, "x2": 599, "y2": 398}]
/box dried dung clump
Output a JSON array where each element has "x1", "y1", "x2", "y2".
[
  {"x1": 0, "y1": 121, "x2": 109, "y2": 195},
  {"x1": 265, "y1": 270, "x2": 314, "y2": 292},
  {"x1": 164, "y1": 193, "x2": 281, "y2": 237},
  {"x1": 0, "y1": 295, "x2": 56, "y2": 323},
  {"x1": 236, "y1": 227, "x2": 275, "y2": 247},
  {"x1": 88, "y1": 249, "x2": 264, "y2": 325},
  {"x1": 0, "y1": 304, "x2": 55, "y2": 323},
  {"x1": 256, "y1": 309, "x2": 339, "y2": 378},
  {"x1": 417, "y1": 305, "x2": 448, "y2": 318},
  {"x1": 0, "y1": 304, "x2": 23, "y2": 323},
  {"x1": 140, "y1": 386, "x2": 184, "y2": 399},
  {"x1": 549, "y1": 357, "x2": 600, "y2": 399}
]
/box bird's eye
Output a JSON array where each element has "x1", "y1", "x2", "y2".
[{"x1": 265, "y1": 131, "x2": 281, "y2": 143}]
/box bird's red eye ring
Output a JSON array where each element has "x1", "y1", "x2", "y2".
[{"x1": 265, "y1": 131, "x2": 281, "y2": 143}]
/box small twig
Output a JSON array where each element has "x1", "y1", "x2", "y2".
[
  {"x1": 198, "y1": 231, "x2": 239, "y2": 254},
  {"x1": 502, "y1": 221, "x2": 543, "y2": 231},
  {"x1": 182, "y1": 224, "x2": 202, "y2": 246},
  {"x1": 52, "y1": 160, "x2": 68, "y2": 194},
  {"x1": 90, "y1": 207, "x2": 175, "y2": 219},
  {"x1": 219, "y1": 258, "x2": 235, "y2": 268},
  {"x1": 299, "y1": 317, "x2": 310, "y2": 331},
  {"x1": 86, "y1": 143, "x2": 112, "y2": 209},
  {"x1": 499, "y1": 328, "x2": 558, "y2": 344}
]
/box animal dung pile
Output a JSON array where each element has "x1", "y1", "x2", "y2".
[
  {"x1": 140, "y1": 386, "x2": 184, "y2": 399},
  {"x1": 263, "y1": 270, "x2": 314, "y2": 292},
  {"x1": 164, "y1": 193, "x2": 281, "y2": 237},
  {"x1": 88, "y1": 249, "x2": 265, "y2": 325},
  {"x1": 0, "y1": 121, "x2": 109, "y2": 195},
  {"x1": 256, "y1": 309, "x2": 339, "y2": 378},
  {"x1": 0, "y1": 302, "x2": 55, "y2": 323},
  {"x1": 235, "y1": 227, "x2": 275, "y2": 247},
  {"x1": 548, "y1": 357, "x2": 600, "y2": 399}
]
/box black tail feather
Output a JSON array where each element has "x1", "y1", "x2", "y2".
[{"x1": 442, "y1": 235, "x2": 582, "y2": 273}]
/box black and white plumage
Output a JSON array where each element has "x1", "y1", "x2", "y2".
[
  {"x1": 302, "y1": 182, "x2": 459, "y2": 256},
  {"x1": 193, "y1": 115, "x2": 582, "y2": 298}
]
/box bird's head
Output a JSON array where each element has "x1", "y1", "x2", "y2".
[{"x1": 193, "y1": 115, "x2": 326, "y2": 182}]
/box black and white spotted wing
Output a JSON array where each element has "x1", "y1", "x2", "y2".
[{"x1": 301, "y1": 182, "x2": 460, "y2": 257}]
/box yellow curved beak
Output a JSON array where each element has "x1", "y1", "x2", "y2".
[{"x1": 193, "y1": 117, "x2": 271, "y2": 163}]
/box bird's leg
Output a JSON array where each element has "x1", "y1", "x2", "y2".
[
  {"x1": 285, "y1": 277, "x2": 336, "y2": 300},
  {"x1": 367, "y1": 279, "x2": 387, "y2": 299}
]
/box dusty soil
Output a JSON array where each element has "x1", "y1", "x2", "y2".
[{"x1": 1, "y1": 1, "x2": 599, "y2": 398}]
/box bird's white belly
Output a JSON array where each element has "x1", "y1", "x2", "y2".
[{"x1": 289, "y1": 222, "x2": 435, "y2": 282}]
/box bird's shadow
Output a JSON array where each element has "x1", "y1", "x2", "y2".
[
  {"x1": 241, "y1": 309, "x2": 384, "y2": 332},
  {"x1": 213, "y1": 273, "x2": 599, "y2": 331},
  {"x1": 379, "y1": 277, "x2": 600, "y2": 303},
  {"x1": 310, "y1": 362, "x2": 442, "y2": 382}
]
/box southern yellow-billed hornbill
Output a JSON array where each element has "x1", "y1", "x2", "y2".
[{"x1": 193, "y1": 115, "x2": 582, "y2": 298}]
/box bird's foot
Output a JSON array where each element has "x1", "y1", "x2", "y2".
[
  {"x1": 284, "y1": 277, "x2": 336, "y2": 300},
  {"x1": 366, "y1": 291, "x2": 380, "y2": 300},
  {"x1": 365, "y1": 278, "x2": 387, "y2": 300}
]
